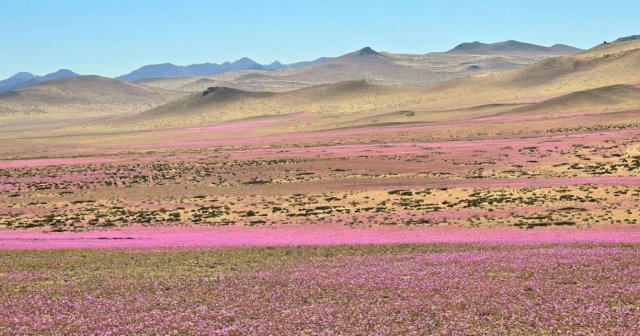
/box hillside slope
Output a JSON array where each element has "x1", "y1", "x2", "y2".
[
  {"x1": 414, "y1": 39, "x2": 640, "y2": 107},
  {"x1": 111, "y1": 80, "x2": 423, "y2": 129},
  {"x1": 0, "y1": 76, "x2": 186, "y2": 117},
  {"x1": 508, "y1": 84, "x2": 640, "y2": 115}
]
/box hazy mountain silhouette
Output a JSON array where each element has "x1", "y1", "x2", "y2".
[
  {"x1": 143, "y1": 45, "x2": 577, "y2": 93},
  {"x1": 0, "y1": 69, "x2": 80, "y2": 93},
  {"x1": 615, "y1": 34, "x2": 640, "y2": 42},
  {"x1": 118, "y1": 57, "x2": 331, "y2": 81},
  {"x1": 263, "y1": 57, "x2": 332, "y2": 70},
  {"x1": 445, "y1": 40, "x2": 583, "y2": 55}
]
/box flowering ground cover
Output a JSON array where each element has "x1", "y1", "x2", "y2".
[
  {"x1": 0, "y1": 242, "x2": 638, "y2": 335},
  {"x1": 1, "y1": 125, "x2": 638, "y2": 231},
  {"x1": 0, "y1": 225, "x2": 638, "y2": 250},
  {"x1": 0, "y1": 92, "x2": 639, "y2": 334}
]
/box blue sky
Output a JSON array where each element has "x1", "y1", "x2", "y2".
[{"x1": 0, "y1": 0, "x2": 637, "y2": 79}]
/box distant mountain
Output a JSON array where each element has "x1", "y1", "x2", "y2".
[
  {"x1": 0, "y1": 72, "x2": 35, "y2": 88},
  {"x1": 38, "y1": 69, "x2": 79, "y2": 81},
  {"x1": 216, "y1": 46, "x2": 540, "y2": 87},
  {"x1": 357, "y1": 46, "x2": 384, "y2": 57},
  {"x1": 0, "y1": 69, "x2": 80, "y2": 93},
  {"x1": 264, "y1": 61, "x2": 285, "y2": 70},
  {"x1": 138, "y1": 46, "x2": 565, "y2": 93},
  {"x1": 247, "y1": 63, "x2": 266, "y2": 71},
  {"x1": 289, "y1": 57, "x2": 333, "y2": 68},
  {"x1": 205, "y1": 47, "x2": 397, "y2": 88},
  {"x1": 117, "y1": 62, "x2": 244, "y2": 82},
  {"x1": 0, "y1": 78, "x2": 40, "y2": 92},
  {"x1": 445, "y1": 40, "x2": 583, "y2": 56},
  {"x1": 546, "y1": 44, "x2": 584, "y2": 54},
  {"x1": 615, "y1": 34, "x2": 640, "y2": 42},
  {"x1": 263, "y1": 57, "x2": 332, "y2": 70},
  {"x1": 118, "y1": 57, "x2": 332, "y2": 82}
]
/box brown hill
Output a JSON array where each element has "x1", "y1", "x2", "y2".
[
  {"x1": 508, "y1": 84, "x2": 640, "y2": 115},
  {"x1": 413, "y1": 39, "x2": 640, "y2": 107},
  {"x1": 0, "y1": 75, "x2": 186, "y2": 117},
  {"x1": 136, "y1": 86, "x2": 275, "y2": 120},
  {"x1": 112, "y1": 80, "x2": 423, "y2": 129}
]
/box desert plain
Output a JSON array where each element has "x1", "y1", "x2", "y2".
[{"x1": 0, "y1": 39, "x2": 638, "y2": 334}]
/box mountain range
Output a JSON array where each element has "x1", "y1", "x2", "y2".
[
  {"x1": 444, "y1": 40, "x2": 583, "y2": 55},
  {"x1": 117, "y1": 57, "x2": 332, "y2": 82},
  {"x1": 0, "y1": 69, "x2": 79, "y2": 93},
  {"x1": 117, "y1": 40, "x2": 582, "y2": 82},
  {"x1": 0, "y1": 58, "x2": 332, "y2": 93},
  {"x1": 0, "y1": 39, "x2": 585, "y2": 92},
  {"x1": 133, "y1": 43, "x2": 580, "y2": 93}
]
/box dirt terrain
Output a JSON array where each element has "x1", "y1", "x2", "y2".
[{"x1": 0, "y1": 40, "x2": 637, "y2": 234}]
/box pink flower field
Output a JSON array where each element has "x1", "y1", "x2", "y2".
[
  {"x1": 0, "y1": 242, "x2": 638, "y2": 335},
  {"x1": 0, "y1": 224, "x2": 638, "y2": 250},
  {"x1": 3, "y1": 3, "x2": 640, "y2": 334},
  {"x1": 1, "y1": 224, "x2": 637, "y2": 334}
]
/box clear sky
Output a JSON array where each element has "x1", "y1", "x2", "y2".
[{"x1": 0, "y1": 0, "x2": 637, "y2": 79}]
